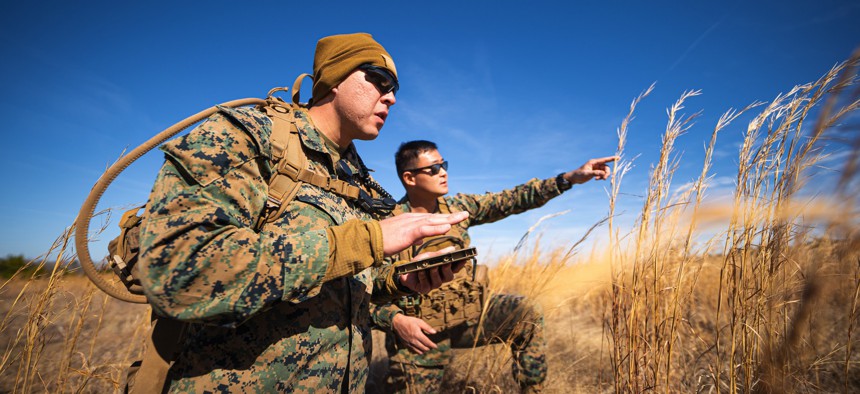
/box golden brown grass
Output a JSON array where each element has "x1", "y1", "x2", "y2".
[
  {"x1": 0, "y1": 229, "x2": 149, "y2": 393},
  {"x1": 431, "y1": 50, "x2": 860, "y2": 393},
  {"x1": 0, "y1": 275, "x2": 149, "y2": 393},
  {"x1": 3, "y1": 51, "x2": 860, "y2": 393}
]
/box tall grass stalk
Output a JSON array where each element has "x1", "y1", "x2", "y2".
[
  {"x1": 607, "y1": 82, "x2": 653, "y2": 394},
  {"x1": 664, "y1": 101, "x2": 760, "y2": 391},
  {"x1": 847, "y1": 258, "x2": 860, "y2": 393},
  {"x1": 17, "y1": 226, "x2": 78, "y2": 392},
  {"x1": 613, "y1": 88, "x2": 703, "y2": 392},
  {"x1": 712, "y1": 54, "x2": 860, "y2": 393},
  {"x1": 1, "y1": 210, "x2": 150, "y2": 393}
]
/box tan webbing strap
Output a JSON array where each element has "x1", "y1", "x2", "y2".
[
  {"x1": 436, "y1": 198, "x2": 466, "y2": 242},
  {"x1": 258, "y1": 103, "x2": 363, "y2": 227},
  {"x1": 265, "y1": 103, "x2": 294, "y2": 157},
  {"x1": 436, "y1": 198, "x2": 473, "y2": 279},
  {"x1": 256, "y1": 105, "x2": 306, "y2": 227},
  {"x1": 392, "y1": 205, "x2": 413, "y2": 263},
  {"x1": 291, "y1": 73, "x2": 313, "y2": 105},
  {"x1": 116, "y1": 208, "x2": 142, "y2": 261},
  {"x1": 128, "y1": 316, "x2": 189, "y2": 394},
  {"x1": 293, "y1": 167, "x2": 361, "y2": 199},
  {"x1": 437, "y1": 197, "x2": 452, "y2": 214}
]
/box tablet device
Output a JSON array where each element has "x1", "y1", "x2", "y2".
[{"x1": 393, "y1": 247, "x2": 478, "y2": 275}]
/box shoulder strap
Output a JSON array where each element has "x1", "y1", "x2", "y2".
[
  {"x1": 437, "y1": 197, "x2": 466, "y2": 242},
  {"x1": 255, "y1": 100, "x2": 363, "y2": 229},
  {"x1": 391, "y1": 204, "x2": 414, "y2": 262},
  {"x1": 437, "y1": 197, "x2": 452, "y2": 214}
]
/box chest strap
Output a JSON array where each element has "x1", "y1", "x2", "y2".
[{"x1": 255, "y1": 101, "x2": 362, "y2": 228}]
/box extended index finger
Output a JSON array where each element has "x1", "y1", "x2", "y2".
[{"x1": 592, "y1": 156, "x2": 619, "y2": 165}]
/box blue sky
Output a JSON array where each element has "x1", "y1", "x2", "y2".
[{"x1": 1, "y1": 1, "x2": 858, "y2": 261}]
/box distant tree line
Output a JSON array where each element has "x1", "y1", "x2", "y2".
[
  {"x1": 0, "y1": 254, "x2": 35, "y2": 278},
  {"x1": 0, "y1": 254, "x2": 82, "y2": 278}
]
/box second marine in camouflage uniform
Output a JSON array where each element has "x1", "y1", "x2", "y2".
[
  {"x1": 372, "y1": 186, "x2": 554, "y2": 392},
  {"x1": 371, "y1": 140, "x2": 617, "y2": 393},
  {"x1": 371, "y1": 145, "x2": 569, "y2": 392}
]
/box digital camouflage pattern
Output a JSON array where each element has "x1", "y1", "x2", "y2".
[
  {"x1": 136, "y1": 104, "x2": 405, "y2": 392},
  {"x1": 371, "y1": 178, "x2": 560, "y2": 392},
  {"x1": 383, "y1": 294, "x2": 548, "y2": 393},
  {"x1": 385, "y1": 362, "x2": 445, "y2": 393}
]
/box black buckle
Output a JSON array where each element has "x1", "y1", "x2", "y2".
[
  {"x1": 337, "y1": 160, "x2": 396, "y2": 216},
  {"x1": 356, "y1": 190, "x2": 396, "y2": 216}
]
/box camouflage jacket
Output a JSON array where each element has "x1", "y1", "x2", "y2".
[
  {"x1": 136, "y1": 105, "x2": 406, "y2": 392},
  {"x1": 370, "y1": 177, "x2": 564, "y2": 332}
]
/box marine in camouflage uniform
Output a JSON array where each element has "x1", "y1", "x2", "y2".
[
  {"x1": 132, "y1": 34, "x2": 467, "y2": 393},
  {"x1": 370, "y1": 141, "x2": 616, "y2": 393},
  {"x1": 372, "y1": 185, "x2": 555, "y2": 393}
]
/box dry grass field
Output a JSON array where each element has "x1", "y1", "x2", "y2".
[
  {"x1": 0, "y1": 275, "x2": 148, "y2": 393},
  {"x1": 2, "y1": 52, "x2": 859, "y2": 393}
]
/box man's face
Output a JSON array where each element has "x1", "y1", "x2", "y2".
[
  {"x1": 331, "y1": 68, "x2": 397, "y2": 141},
  {"x1": 403, "y1": 149, "x2": 449, "y2": 197}
]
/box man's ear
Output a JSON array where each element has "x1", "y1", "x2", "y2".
[{"x1": 402, "y1": 171, "x2": 416, "y2": 187}]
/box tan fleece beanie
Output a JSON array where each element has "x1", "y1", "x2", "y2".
[{"x1": 311, "y1": 33, "x2": 398, "y2": 105}]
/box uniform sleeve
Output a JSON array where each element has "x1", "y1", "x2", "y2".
[
  {"x1": 448, "y1": 177, "x2": 563, "y2": 226},
  {"x1": 136, "y1": 110, "x2": 381, "y2": 326},
  {"x1": 370, "y1": 302, "x2": 404, "y2": 330},
  {"x1": 370, "y1": 262, "x2": 414, "y2": 305}
]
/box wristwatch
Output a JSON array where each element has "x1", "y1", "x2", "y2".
[{"x1": 556, "y1": 173, "x2": 572, "y2": 191}]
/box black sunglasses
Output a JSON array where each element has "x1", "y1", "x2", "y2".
[
  {"x1": 358, "y1": 64, "x2": 399, "y2": 95},
  {"x1": 403, "y1": 161, "x2": 448, "y2": 176}
]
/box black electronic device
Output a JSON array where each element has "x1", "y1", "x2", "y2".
[{"x1": 393, "y1": 247, "x2": 478, "y2": 275}]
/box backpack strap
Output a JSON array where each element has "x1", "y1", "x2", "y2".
[
  {"x1": 436, "y1": 197, "x2": 476, "y2": 280},
  {"x1": 126, "y1": 314, "x2": 190, "y2": 394},
  {"x1": 437, "y1": 197, "x2": 452, "y2": 214},
  {"x1": 108, "y1": 206, "x2": 146, "y2": 296},
  {"x1": 254, "y1": 100, "x2": 363, "y2": 229},
  {"x1": 291, "y1": 73, "x2": 313, "y2": 105},
  {"x1": 436, "y1": 197, "x2": 466, "y2": 242},
  {"x1": 391, "y1": 204, "x2": 414, "y2": 263}
]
